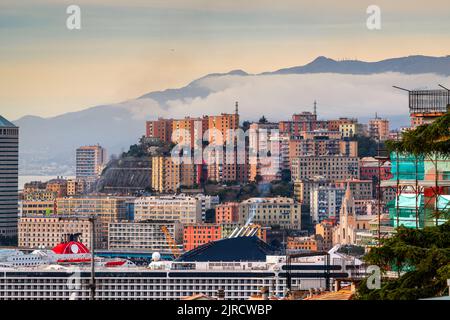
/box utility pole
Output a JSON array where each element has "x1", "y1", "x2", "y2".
[
  {"x1": 58, "y1": 212, "x2": 97, "y2": 300},
  {"x1": 88, "y1": 215, "x2": 96, "y2": 300}
]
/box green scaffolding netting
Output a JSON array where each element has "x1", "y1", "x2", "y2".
[
  {"x1": 390, "y1": 153, "x2": 425, "y2": 180},
  {"x1": 388, "y1": 152, "x2": 449, "y2": 228}
]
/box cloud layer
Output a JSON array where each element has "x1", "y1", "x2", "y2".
[{"x1": 122, "y1": 72, "x2": 450, "y2": 126}]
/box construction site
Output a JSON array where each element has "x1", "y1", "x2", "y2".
[{"x1": 379, "y1": 86, "x2": 449, "y2": 234}]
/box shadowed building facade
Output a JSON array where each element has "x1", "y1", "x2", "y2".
[{"x1": 0, "y1": 116, "x2": 19, "y2": 241}]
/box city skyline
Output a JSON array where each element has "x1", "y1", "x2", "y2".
[{"x1": 1, "y1": 1, "x2": 450, "y2": 304}]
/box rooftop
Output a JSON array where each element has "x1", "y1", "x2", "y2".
[
  {"x1": 302, "y1": 286, "x2": 354, "y2": 300},
  {"x1": 0, "y1": 115, "x2": 16, "y2": 128},
  {"x1": 178, "y1": 236, "x2": 278, "y2": 262}
]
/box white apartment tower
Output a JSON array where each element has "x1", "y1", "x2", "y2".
[{"x1": 76, "y1": 145, "x2": 107, "y2": 179}]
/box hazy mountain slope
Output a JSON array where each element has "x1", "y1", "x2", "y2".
[
  {"x1": 264, "y1": 55, "x2": 450, "y2": 76},
  {"x1": 13, "y1": 55, "x2": 450, "y2": 175}
]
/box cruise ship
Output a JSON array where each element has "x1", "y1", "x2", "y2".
[{"x1": 0, "y1": 237, "x2": 363, "y2": 300}]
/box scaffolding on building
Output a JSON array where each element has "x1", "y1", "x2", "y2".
[
  {"x1": 378, "y1": 88, "x2": 450, "y2": 236},
  {"x1": 381, "y1": 153, "x2": 450, "y2": 229},
  {"x1": 393, "y1": 85, "x2": 450, "y2": 116}
]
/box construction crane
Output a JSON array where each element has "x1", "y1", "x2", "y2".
[{"x1": 160, "y1": 225, "x2": 182, "y2": 259}]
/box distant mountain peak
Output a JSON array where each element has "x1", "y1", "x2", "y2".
[
  {"x1": 227, "y1": 69, "x2": 249, "y2": 76},
  {"x1": 311, "y1": 56, "x2": 335, "y2": 63},
  {"x1": 14, "y1": 54, "x2": 449, "y2": 175},
  {"x1": 263, "y1": 54, "x2": 450, "y2": 76},
  {"x1": 199, "y1": 69, "x2": 249, "y2": 80}
]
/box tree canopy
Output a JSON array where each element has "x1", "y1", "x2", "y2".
[
  {"x1": 386, "y1": 112, "x2": 450, "y2": 156},
  {"x1": 356, "y1": 221, "x2": 450, "y2": 300},
  {"x1": 354, "y1": 135, "x2": 383, "y2": 157}
]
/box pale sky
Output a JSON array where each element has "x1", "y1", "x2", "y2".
[{"x1": 1, "y1": 0, "x2": 449, "y2": 120}]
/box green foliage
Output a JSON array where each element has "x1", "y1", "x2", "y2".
[
  {"x1": 207, "y1": 181, "x2": 293, "y2": 202},
  {"x1": 258, "y1": 116, "x2": 268, "y2": 124},
  {"x1": 241, "y1": 120, "x2": 251, "y2": 132},
  {"x1": 280, "y1": 169, "x2": 291, "y2": 183},
  {"x1": 386, "y1": 112, "x2": 449, "y2": 156},
  {"x1": 204, "y1": 208, "x2": 216, "y2": 223},
  {"x1": 337, "y1": 245, "x2": 365, "y2": 258},
  {"x1": 355, "y1": 135, "x2": 384, "y2": 157},
  {"x1": 270, "y1": 181, "x2": 293, "y2": 198},
  {"x1": 121, "y1": 136, "x2": 175, "y2": 158},
  {"x1": 356, "y1": 221, "x2": 450, "y2": 300}
]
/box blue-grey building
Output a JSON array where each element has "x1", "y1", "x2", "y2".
[{"x1": 0, "y1": 116, "x2": 19, "y2": 241}]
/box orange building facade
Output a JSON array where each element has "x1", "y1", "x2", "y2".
[
  {"x1": 146, "y1": 113, "x2": 239, "y2": 147},
  {"x1": 183, "y1": 224, "x2": 221, "y2": 251},
  {"x1": 215, "y1": 202, "x2": 240, "y2": 224},
  {"x1": 286, "y1": 236, "x2": 319, "y2": 251}
]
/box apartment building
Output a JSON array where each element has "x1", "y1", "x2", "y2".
[
  {"x1": 19, "y1": 200, "x2": 56, "y2": 217},
  {"x1": 369, "y1": 116, "x2": 390, "y2": 141},
  {"x1": 134, "y1": 195, "x2": 202, "y2": 224},
  {"x1": 310, "y1": 185, "x2": 345, "y2": 223},
  {"x1": 279, "y1": 112, "x2": 328, "y2": 138},
  {"x1": 215, "y1": 202, "x2": 240, "y2": 224},
  {"x1": 339, "y1": 139, "x2": 358, "y2": 157},
  {"x1": 183, "y1": 224, "x2": 222, "y2": 251},
  {"x1": 335, "y1": 179, "x2": 373, "y2": 200},
  {"x1": 67, "y1": 178, "x2": 87, "y2": 196},
  {"x1": 327, "y1": 117, "x2": 357, "y2": 132},
  {"x1": 76, "y1": 145, "x2": 107, "y2": 178},
  {"x1": 315, "y1": 219, "x2": 335, "y2": 250},
  {"x1": 23, "y1": 181, "x2": 46, "y2": 194},
  {"x1": 45, "y1": 178, "x2": 68, "y2": 197},
  {"x1": 108, "y1": 220, "x2": 183, "y2": 252},
  {"x1": 359, "y1": 156, "x2": 392, "y2": 181},
  {"x1": 204, "y1": 145, "x2": 249, "y2": 184},
  {"x1": 206, "y1": 113, "x2": 240, "y2": 143},
  {"x1": 239, "y1": 197, "x2": 301, "y2": 229},
  {"x1": 146, "y1": 118, "x2": 174, "y2": 143},
  {"x1": 288, "y1": 138, "x2": 340, "y2": 159},
  {"x1": 339, "y1": 123, "x2": 358, "y2": 138},
  {"x1": 22, "y1": 190, "x2": 57, "y2": 201},
  {"x1": 55, "y1": 196, "x2": 131, "y2": 249},
  {"x1": 18, "y1": 215, "x2": 99, "y2": 250},
  {"x1": 146, "y1": 111, "x2": 239, "y2": 147},
  {"x1": 291, "y1": 155, "x2": 359, "y2": 182},
  {"x1": 152, "y1": 156, "x2": 177, "y2": 193},
  {"x1": 193, "y1": 194, "x2": 219, "y2": 222},
  {"x1": 293, "y1": 177, "x2": 331, "y2": 205},
  {"x1": 286, "y1": 236, "x2": 319, "y2": 251}
]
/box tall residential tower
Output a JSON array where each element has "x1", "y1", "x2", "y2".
[
  {"x1": 75, "y1": 144, "x2": 107, "y2": 179},
  {"x1": 0, "y1": 116, "x2": 19, "y2": 241}
]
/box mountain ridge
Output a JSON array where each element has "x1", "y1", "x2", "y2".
[
  {"x1": 12, "y1": 54, "x2": 450, "y2": 175},
  {"x1": 14, "y1": 55, "x2": 450, "y2": 122}
]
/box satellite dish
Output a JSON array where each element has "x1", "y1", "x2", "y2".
[{"x1": 152, "y1": 252, "x2": 161, "y2": 262}]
